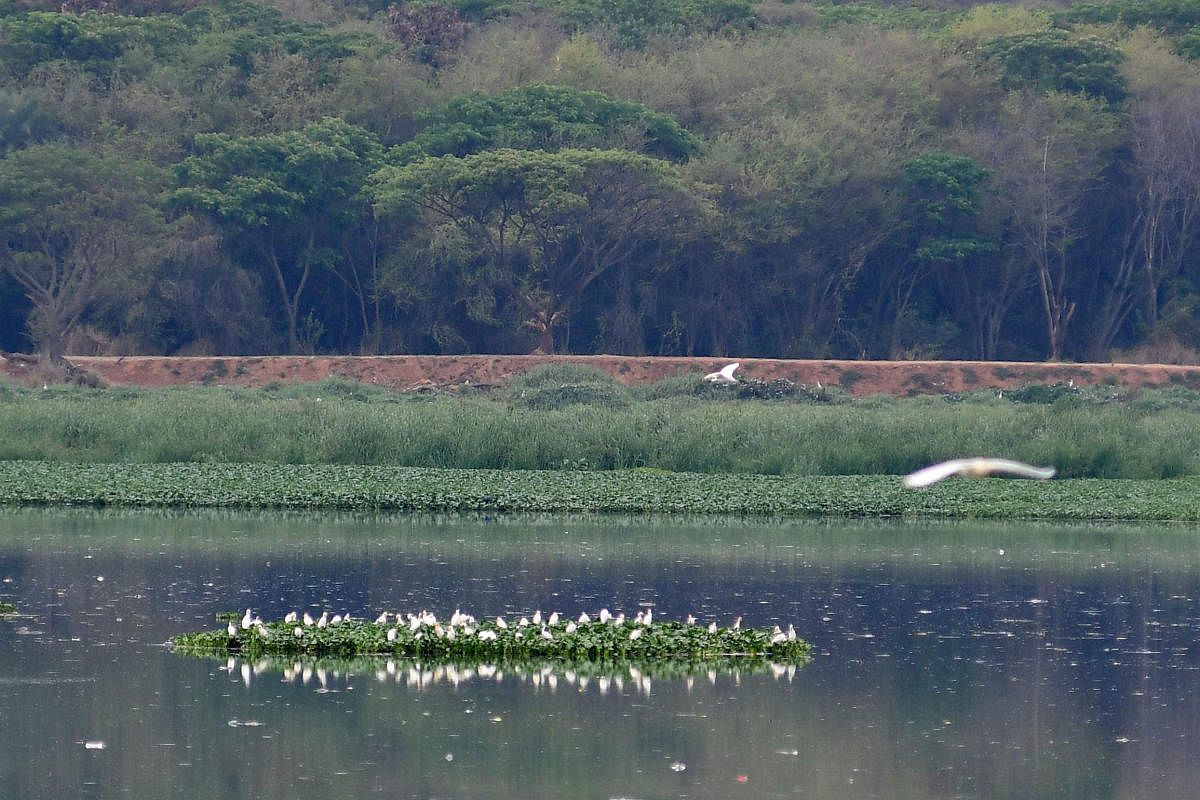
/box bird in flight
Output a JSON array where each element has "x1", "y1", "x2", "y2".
[
  {"x1": 903, "y1": 457, "x2": 1056, "y2": 488},
  {"x1": 704, "y1": 362, "x2": 740, "y2": 384}
]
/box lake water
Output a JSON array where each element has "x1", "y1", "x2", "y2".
[{"x1": 1, "y1": 508, "x2": 1199, "y2": 799}]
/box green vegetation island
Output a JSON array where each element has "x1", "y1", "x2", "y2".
[
  {"x1": 5, "y1": 0, "x2": 1200, "y2": 367},
  {"x1": 4, "y1": 366, "x2": 1200, "y2": 520},
  {"x1": 174, "y1": 607, "x2": 813, "y2": 664}
]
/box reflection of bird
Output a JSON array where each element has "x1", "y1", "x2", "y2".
[
  {"x1": 903, "y1": 457, "x2": 1056, "y2": 488},
  {"x1": 704, "y1": 362, "x2": 740, "y2": 384}
]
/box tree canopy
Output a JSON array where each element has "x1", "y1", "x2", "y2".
[{"x1": 2, "y1": 0, "x2": 1200, "y2": 363}]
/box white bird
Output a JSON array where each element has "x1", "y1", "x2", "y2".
[
  {"x1": 704, "y1": 362, "x2": 740, "y2": 384},
  {"x1": 903, "y1": 457, "x2": 1056, "y2": 488},
  {"x1": 240, "y1": 609, "x2": 253, "y2": 629}
]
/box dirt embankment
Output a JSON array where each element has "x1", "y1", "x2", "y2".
[{"x1": 6, "y1": 353, "x2": 1200, "y2": 398}]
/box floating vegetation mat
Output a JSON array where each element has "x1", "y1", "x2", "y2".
[
  {"x1": 173, "y1": 608, "x2": 812, "y2": 665},
  {"x1": 0, "y1": 601, "x2": 16, "y2": 615},
  {"x1": 213, "y1": 653, "x2": 806, "y2": 694}
]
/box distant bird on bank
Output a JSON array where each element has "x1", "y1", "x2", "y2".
[
  {"x1": 903, "y1": 457, "x2": 1057, "y2": 488},
  {"x1": 704, "y1": 362, "x2": 740, "y2": 384}
]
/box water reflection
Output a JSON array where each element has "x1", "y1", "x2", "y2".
[
  {"x1": 1, "y1": 508, "x2": 1200, "y2": 798},
  {"x1": 206, "y1": 653, "x2": 803, "y2": 699}
]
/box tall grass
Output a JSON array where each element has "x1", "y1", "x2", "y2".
[{"x1": 2, "y1": 374, "x2": 1200, "y2": 478}]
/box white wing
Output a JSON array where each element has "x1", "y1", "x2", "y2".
[
  {"x1": 903, "y1": 457, "x2": 1055, "y2": 488},
  {"x1": 903, "y1": 458, "x2": 977, "y2": 488},
  {"x1": 704, "y1": 362, "x2": 741, "y2": 383},
  {"x1": 980, "y1": 458, "x2": 1057, "y2": 480}
]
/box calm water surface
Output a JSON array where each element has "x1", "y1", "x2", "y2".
[{"x1": 1, "y1": 508, "x2": 1199, "y2": 799}]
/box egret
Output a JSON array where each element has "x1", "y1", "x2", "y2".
[
  {"x1": 240, "y1": 609, "x2": 253, "y2": 629},
  {"x1": 903, "y1": 457, "x2": 1056, "y2": 488},
  {"x1": 548, "y1": 612, "x2": 559, "y2": 626},
  {"x1": 704, "y1": 362, "x2": 740, "y2": 384},
  {"x1": 284, "y1": 611, "x2": 298, "y2": 623},
  {"x1": 495, "y1": 616, "x2": 508, "y2": 629},
  {"x1": 375, "y1": 612, "x2": 389, "y2": 625},
  {"x1": 316, "y1": 611, "x2": 329, "y2": 628},
  {"x1": 303, "y1": 612, "x2": 315, "y2": 627}
]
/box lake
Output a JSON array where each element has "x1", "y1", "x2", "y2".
[{"x1": 1, "y1": 508, "x2": 1198, "y2": 799}]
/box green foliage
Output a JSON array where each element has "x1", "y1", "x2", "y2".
[
  {"x1": 814, "y1": 1, "x2": 954, "y2": 31},
  {"x1": 391, "y1": 83, "x2": 702, "y2": 164},
  {"x1": 976, "y1": 30, "x2": 1127, "y2": 104},
  {"x1": 1061, "y1": 0, "x2": 1200, "y2": 34},
  {"x1": 3, "y1": 460, "x2": 1200, "y2": 519},
  {"x1": 0, "y1": 10, "x2": 192, "y2": 78},
  {"x1": 549, "y1": 0, "x2": 759, "y2": 48},
  {"x1": 504, "y1": 363, "x2": 633, "y2": 409},
  {"x1": 0, "y1": 382, "x2": 1199, "y2": 482},
  {"x1": 1003, "y1": 381, "x2": 1081, "y2": 404},
  {"x1": 0, "y1": 1, "x2": 376, "y2": 83}
]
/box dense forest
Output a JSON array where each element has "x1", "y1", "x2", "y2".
[{"x1": 4, "y1": 0, "x2": 1200, "y2": 362}]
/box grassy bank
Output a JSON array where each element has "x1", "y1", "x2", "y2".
[
  {"x1": 3, "y1": 367, "x2": 1200, "y2": 479},
  {"x1": 2, "y1": 461, "x2": 1199, "y2": 520}
]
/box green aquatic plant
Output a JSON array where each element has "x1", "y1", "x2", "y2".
[
  {"x1": 0, "y1": 601, "x2": 16, "y2": 615},
  {"x1": 173, "y1": 608, "x2": 812, "y2": 664}
]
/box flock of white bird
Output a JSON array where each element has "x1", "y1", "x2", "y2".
[
  {"x1": 228, "y1": 604, "x2": 786, "y2": 647},
  {"x1": 703, "y1": 361, "x2": 1057, "y2": 489}
]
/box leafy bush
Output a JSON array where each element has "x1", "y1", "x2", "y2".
[{"x1": 505, "y1": 363, "x2": 633, "y2": 410}]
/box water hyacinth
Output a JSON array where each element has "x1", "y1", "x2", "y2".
[{"x1": 176, "y1": 608, "x2": 812, "y2": 663}]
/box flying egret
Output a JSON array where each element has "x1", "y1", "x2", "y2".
[
  {"x1": 704, "y1": 362, "x2": 740, "y2": 384},
  {"x1": 903, "y1": 457, "x2": 1056, "y2": 488}
]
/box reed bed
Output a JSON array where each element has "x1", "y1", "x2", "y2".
[{"x1": 1, "y1": 370, "x2": 1199, "y2": 479}]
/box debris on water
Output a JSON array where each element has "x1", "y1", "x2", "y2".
[
  {"x1": 84, "y1": 741, "x2": 106, "y2": 750},
  {"x1": 669, "y1": 761, "x2": 686, "y2": 772}
]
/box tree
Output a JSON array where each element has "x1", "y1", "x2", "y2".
[
  {"x1": 900, "y1": 152, "x2": 997, "y2": 359},
  {"x1": 373, "y1": 148, "x2": 701, "y2": 353},
  {"x1": 392, "y1": 83, "x2": 702, "y2": 165},
  {"x1": 976, "y1": 30, "x2": 1127, "y2": 106},
  {"x1": 168, "y1": 117, "x2": 383, "y2": 353},
  {"x1": 0, "y1": 144, "x2": 163, "y2": 360},
  {"x1": 968, "y1": 92, "x2": 1120, "y2": 360}
]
